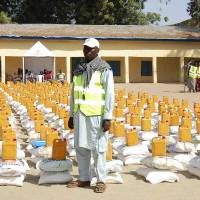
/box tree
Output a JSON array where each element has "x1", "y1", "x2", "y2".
[
  {"x1": 75, "y1": 0, "x2": 160, "y2": 25},
  {"x1": 164, "y1": 16, "x2": 169, "y2": 22},
  {"x1": 0, "y1": 11, "x2": 12, "y2": 23},
  {"x1": 0, "y1": 0, "x2": 23, "y2": 21},
  {"x1": 187, "y1": 0, "x2": 200, "y2": 21},
  {"x1": 0, "y1": 0, "x2": 160, "y2": 25},
  {"x1": 0, "y1": 0, "x2": 76, "y2": 23}
]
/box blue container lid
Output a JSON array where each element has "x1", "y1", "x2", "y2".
[{"x1": 31, "y1": 140, "x2": 46, "y2": 147}]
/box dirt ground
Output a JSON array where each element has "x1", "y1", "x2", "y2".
[{"x1": 1, "y1": 83, "x2": 200, "y2": 200}]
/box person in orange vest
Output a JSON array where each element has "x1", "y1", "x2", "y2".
[{"x1": 188, "y1": 60, "x2": 197, "y2": 92}]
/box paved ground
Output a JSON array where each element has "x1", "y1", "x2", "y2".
[{"x1": 1, "y1": 83, "x2": 200, "y2": 200}]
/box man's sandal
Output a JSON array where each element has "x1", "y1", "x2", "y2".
[
  {"x1": 67, "y1": 180, "x2": 90, "y2": 188},
  {"x1": 94, "y1": 182, "x2": 106, "y2": 193}
]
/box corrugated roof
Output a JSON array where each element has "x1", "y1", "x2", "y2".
[{"x1": 0, "y1": 24, "x2": 199, "y2": 40}]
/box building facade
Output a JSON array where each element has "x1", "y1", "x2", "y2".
[{"x1": 0, "y1": 24, "x2": 199, "y2": 83}]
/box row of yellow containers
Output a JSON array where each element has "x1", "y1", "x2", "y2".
[
  {"x1": 110, "y1": 118, "x2": 197, "y2": 142},
  {"x1": 115, "y1": 90, "x2": 189, "y2": 108},
  {"x1": 26, "y1": 104, "x2": 70, "y2": 130},
  {"x1": 2, "y1": 138, "x2": 68, "y2": 161},
  {"x1": 106, "y1": 135, "x2": 167, "y2": 160},
  {"x1": 111, "y1": 112, "x2": 198, "y2": 132},
  {"x1": 113, "y1": 99, "x2": 191, "y2": 118}
]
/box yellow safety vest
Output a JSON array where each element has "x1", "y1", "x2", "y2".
[
  {"x1": 73, "y1": 71, "x2": 105, "y2": 116},
  {"x1": 189, "y1": 66, "x2": 197, "y2": 79}
]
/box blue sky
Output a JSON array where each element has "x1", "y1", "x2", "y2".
[{"x1": 143, "y1": 0, "x2": 191, "y2": 25}]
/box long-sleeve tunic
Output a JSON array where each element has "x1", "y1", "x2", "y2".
[{"x1": 70, "y1": 57, "x2": 114, "y2": 152}]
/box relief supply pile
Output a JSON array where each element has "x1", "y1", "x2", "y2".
[
  {"x1": 37, "y1": 138, "x2": 73, "y2": 184},
  {"x1": 0, "y1": 86, "x2": 29, "y2": 186}
]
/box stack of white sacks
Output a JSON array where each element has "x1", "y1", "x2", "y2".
[
  {"x1": 115, "y1": 141, "x2": 150, "y2": 165},
  {"x1": 36, "y1": 158, "x2": 73, "y2": 185},
  {"x1": 0, "y1": 159, "x2": 29, "y2": 186},
  {"x1": 0, "y1": 90, "x2": 29, "y2": 186}
]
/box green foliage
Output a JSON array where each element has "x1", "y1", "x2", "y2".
[
  {"x1": 0, "y1": 11, "x2": 12, "y2": 23},
  {"x1": 75, "y1": 0, "x2": 160, "y2": 25},
  {"x1": 186, "y1": 0, "x2": 200, "y2": 27},
  {"x1": 0, "y1": 0, "x2": 160, "y2": 25},
  {"x1": 187, "y1": 0, "x2": 200, "y2": 20},
  {"x1": 0, "y1": 0, "x2": 76, "y2": 23},
  {"x1": 164, "y1": 16, "x2": 169, "y2": 22}
]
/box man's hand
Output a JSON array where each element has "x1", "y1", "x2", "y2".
[
  {"x1": 68, "y1": 117, "x2": 74, "y2": 129},
  {"x1": 102, "y1": 119, "x2": 111, "y2": 132}
]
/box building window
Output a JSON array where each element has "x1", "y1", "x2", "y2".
[
  {"x1": 107, "y1": 61, "x2": 121, "y2": 76},
  {"x1": 141, "y1": 61, "x2": 152, "y2": 76}
]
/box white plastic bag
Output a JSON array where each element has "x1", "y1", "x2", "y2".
[
  {"x1": 106, "y1": 160, "x2": 123, "y2": 173},
  {"x1": 116, "y1": 144, "x2": 149, "y2": 156},
  {"x1": 136, "y1": 167, "x2": 179, "y2": 184},
  {"x1": 174, "y1": 153, "x2": 195, "y2": 166},
  {"x1": 38, "y1": 171, "x2": 72, "y2": 184},
  {"x1": 141, "y1": 156, "x2": 185, "y2": 171},
  {"x1": 112, "y1": 137, "x2": 126, "y2": 151},
  {"x1": 189, "y1": 156, "x2": 200, "y2": 169},
  {"x1": 90, "y1": 172, "x2": 123, "y2": 186},
  {"x1": 170, "y1": 126, "x2": 179, "y2": 134},
  {"x1": 0, "y1": 159, "x2": 28, "y2": 176},
  {"x1": 29, "y1": 146, "x2": 52, "y2": 158},
  {"x1": 175, "y1": 142, "x2": 195, "y2": 153},
  {"x1": 117, "y1": 154, "x2": 149, "y2": 165},
  {"x1": 37, "y1": 159, "x2": 72, "y2": 172},
  {"x1": 188, "y1": 166, "x2": 200, "y2": 178},
  {"x1": 0, "y1": 174, "x2": 25, "y2": 186},
  {"x1": 139, "y1": 131, "x2": 158, "y2": 141}
]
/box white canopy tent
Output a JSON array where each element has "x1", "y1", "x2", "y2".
[{"x1": 23, "y1": 41, "x2": 55, "y2": 82}]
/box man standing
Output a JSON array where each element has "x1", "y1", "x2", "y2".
[
  {"x1": 68, "y1": 38, "x2": 114, "y2": 193},
  {"x1": 196, "y1": 61, "x2": 200, "y2": 92},
  {"x1": 188, "y1": 60, "x2": 197, "y2": 92},
  {"x1": 183, "y1": 60, "x2": 192, "y2": 92}
]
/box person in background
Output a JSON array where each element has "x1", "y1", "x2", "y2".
[
  {"x1": 67, "y1": 38, "x2": 114, "y2": 193},
  {"x1": 56, "y1": 69, "x2": 65, "y2": 84},
  {"x1": 44, "y1": 70, "x2": 53, "y2": 81},
  {"x1": 36, "y1": 71, "x2": 44, "y2": 82},
  {"x1": 17, "y1": 68, "x2": 23, "y2": 81},
  {"x1": 29, "y1": 71, "x2": 35, "y2": 82},
  {"x1": 188, "y1": 60, "x2": 197, "y2": 92},
  {"x1": 196, "y1": 61, "x2": 200, "y2": 92},
  {"x1": 183, "y1": 60, "x2": 192, "y2": 92},
  {"x1": 13, "y1": 69, "x2": 22, "y2": 83},
  {"x1": 25, "y1": 69, "x2": 29, "y2": 83}
]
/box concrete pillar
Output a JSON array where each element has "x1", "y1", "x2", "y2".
[
  {"x1": 1, "y1": 56, "x2": 5, "y2": 83},
  {"x1": 124, "y1": 56, "x2": 129, "y2": 83},
  {"x1": 66, "y1": 56, "x2": 71, "y2": 83},
  {"x1": 152, "y1": 57, "x2": 157, "y2": 83},
  {"x1": 179, "y1": 57, "x2": 185, "y2": 83}
]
